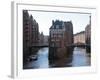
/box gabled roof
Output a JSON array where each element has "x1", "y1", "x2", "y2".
[{"x1": 50, "y1": 20, "x2": 64, "y2": 29}]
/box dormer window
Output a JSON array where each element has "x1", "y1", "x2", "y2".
[{"x1": 56, "y1": 25, "x2": 59, "y2": 29}]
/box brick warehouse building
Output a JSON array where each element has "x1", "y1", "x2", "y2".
[
  {"x1": 85, "y1": 16, "x2": 91, "y2": 53},
  {"x1": 23, "y1": 10, "x2": 39, "y2": 63},
  {"x1": 49, "y1": 20, "x2": 73, "y2": 60}
]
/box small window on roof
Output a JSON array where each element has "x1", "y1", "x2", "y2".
[{"x1": 56, "y1": 25, "x2": 59, "y2": 29}]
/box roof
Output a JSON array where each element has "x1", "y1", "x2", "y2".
[
  {"x1": 74, "y1": 31, "x2": 85, "y2": 36},
  {"x1": 50, "y1": 20, "x2": 64, "y2": 29}
]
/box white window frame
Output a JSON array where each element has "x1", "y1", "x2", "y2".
[{"x1": 11, "y1": 1, "x2": 97, "y2": 78}]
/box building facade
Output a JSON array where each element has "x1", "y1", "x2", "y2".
[
  {"x1": 64, "y1": 21, "x2": 73, "y2": 46},
  {"x1": 49, "y1": 20, "x2": 65, "y2": 48},
  {"x1": 31, "y1": 16, "x2": 39, "y2": 46},
  {"x1": 23, "y1": 10, "x2": 39, "y2": 63},
  {"x1": 74, "y1": 31, "x2": 85, "y2": 44},
  {"x1": 49, "y1": 20, "x2": 73, "y2": 60},
  {"x1": 85, "y1": 16, "x2": 91, "y2": 45},
  {"x1": 85, "y1": 24, "x2": 91, "y2": 45},
  {"x1": 23, "y1": 10, "x2": 30, "y2": 63},
  {"x1": 43, "y1": 35, "x2": 49, "y2": 45},
  {"x1": 39, "y1": 32, "x2": 44, "y2": 45},
  {"x1": 85, "y1": 16, "x2": 91, "y2": 53}
]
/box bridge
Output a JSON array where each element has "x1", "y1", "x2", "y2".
[
  {"x1": 31, "y1": 43, "x2": 89, "y2": 48},
  {"x1": 31, "y1": 43, "x2": 49, "y2": 48},
  {"x1": 68, "y1": 43, "x2": 89, "y2": 48}
]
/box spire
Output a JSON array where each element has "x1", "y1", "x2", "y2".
[
  {"x1": 52, "y1": 20, "x2": 54, "y2": 24},
  {"x1": 89, "y1": 16, "x2": 91, "y2": 26}
]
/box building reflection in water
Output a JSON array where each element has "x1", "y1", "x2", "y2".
[
  {"x1": 23, "y1": 47, "x2": 90, "y2": 69},
  {"x1": 49, "y1": 47, "x2": 73, "y2": 68},
  {"x1": 49, "y1": 47, "x2": 90, "y2": 68}
]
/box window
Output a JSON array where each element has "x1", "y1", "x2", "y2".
[{"x1": 56, "y1": 25, "x2": 59, "y2": 29}]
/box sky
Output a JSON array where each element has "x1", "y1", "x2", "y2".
[{"x1": 28, "y1": 10, "x2": 90, "y2": 35}]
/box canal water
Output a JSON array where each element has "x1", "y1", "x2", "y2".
[
  {"x1": 24, "y1": 47, "x2": 90, "y2": 69},
  {"x1": 71, "y1": 47, "x2": 90, "y2": 66}
]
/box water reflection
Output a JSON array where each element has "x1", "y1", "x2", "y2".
[
  {"x1": 72, "y1": 47, "x2": 91, "y2": 66},
  {"x1": 23, "y1": 48, "x2": 49, "y2": 69},
  {"x1": 23, "y1": 47, "x2": 90, "y2": 69}
]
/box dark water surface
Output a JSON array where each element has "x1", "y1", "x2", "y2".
[{"x1": 24, "y1": 47, "x2": 90, "y2": 69}]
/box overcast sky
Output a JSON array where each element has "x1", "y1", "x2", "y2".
[{"x1": 28, "y1": 10, "x2": 90, "y2": 35}]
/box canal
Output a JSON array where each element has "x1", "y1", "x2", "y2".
[{"x1": 24, "y1": 47, "x2": 91, "y2": 69}]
